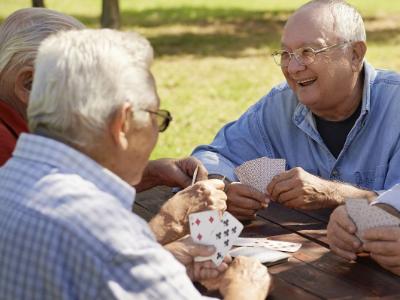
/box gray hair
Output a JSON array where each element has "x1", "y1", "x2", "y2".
[
  {"x1": 298, "y1": 0, "x2": 366, "y2": 42},
  {"x1": 28, "y1": 29, "x2": 156, "y2": 148},
  {"x1": 0, "y1": 8, "x2": 85, "y2": 77}
]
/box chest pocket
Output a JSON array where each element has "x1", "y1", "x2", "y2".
[{"x1": 354, "y1": 164, "x2": 388, "y2": 190}]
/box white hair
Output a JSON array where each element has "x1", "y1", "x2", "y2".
[
  {"x1": 298, "y1": 0, "x2": 366, "y2": 42},
  {"x1": 0, "y1": 8, "x2": 85, "y2": 76},
  {"x1": 28, "y1": 29, "x2": 156, "y2": 148}
]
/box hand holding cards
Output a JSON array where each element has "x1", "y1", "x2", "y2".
[
  {"x1": 235, "y1": 157, "x2": 286, "y2": 193},
  {"x1": 189, "y1": 210, "x2": 243, "y2": 266},
  {"x1": 345, "y1": 198, "x2": 400, "y2": 242}
]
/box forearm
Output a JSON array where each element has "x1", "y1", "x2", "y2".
[
  {"x1": 135, "y1": 161, "x2": 162, "y2": 192},
  {"x1": 223, "y1": 283, "x2": 267, "y2": 300},
  {"x1": 324, "y1": 180, "x2": 377, "y2": 206},
  {"x1": 149, "y1": 211, "x2": 186, "y2": 245}
]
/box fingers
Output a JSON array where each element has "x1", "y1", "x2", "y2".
[
  {"x1": 187, "y1": 244, "x2": 216, "y2": 258},
  {"x1": 228, "y1": 183, "x2": 268, "y2": 205},
  {"x1": 329, "y1": 242, "x2": 357, "y2": 261},
  {"x1": 176, "y1": 157, "x2": 208, "y2": 187},
  {"x1": 267, "y1": 169, "x2": 296, "y2": 195},
  {"x1": 370, "y1": 252, "x2": 400, "y2": 268},
  {"x1": 363, "y1": 227, "x2": 400, "y2": 242},
  {"x1": 363, "y1": 241, "x2": 400, "y2": 256},
  {"x1": 227, "y1": 205, "x2": 257, "y2": 217},
  {"x1": 202, "y1": 179, "x2": 225, "y2": 191},
  {"x1": 327, "y1": 206, "x2": 360, "y2": 260}
]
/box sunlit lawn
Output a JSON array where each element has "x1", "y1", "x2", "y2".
[{"x1": 2, "y1": 1, "x2": 400, "y2": 158}]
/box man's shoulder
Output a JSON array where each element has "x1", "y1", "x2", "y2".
[
  {"x1": 24, "y1": 172, "x2": 156, "y2": 257},
  {"x1": 249, "y1": 81, "x2": 297, "y2": 114},
  {"x1": 372, "y1": 68, "x2": 400, "y2": 86}
]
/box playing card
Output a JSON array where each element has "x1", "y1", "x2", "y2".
[
  {"x1": 189, "y1": 210, "x2": 220, "y2": 244},
  {"x1": 235, "y1": 157, "x2": 286, "y2": 193},
  {"x1": 229, "y1": 246, "x2": 290, "y2": 265},
  {"x1": 208, "y1": 211, "x2": 244, "y2": 265},
  {"x1": 193, "y1": 211, "x2": 244, "y2": 266},
  {"x1": 346, "y1": 198, "x2": 400, "y2": 241},
  {"x1": 233, "y1": 237, "x2": 301, "y2": 253}
]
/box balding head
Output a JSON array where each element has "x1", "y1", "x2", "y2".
[{"x1": 285, "y1": 0, "x2": 366, "y2": 44}]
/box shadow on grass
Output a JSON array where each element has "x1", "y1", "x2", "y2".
[{"x1": 1, "y1": 6, "x2": 400, "y2": 57}]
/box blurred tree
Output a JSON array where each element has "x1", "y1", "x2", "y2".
[
  {"x1": 101, "y1": 0, "x2": 121, "y2": 29},
  {"x1": 32, "y1": 0, "x2": 45, "y2": 7}
]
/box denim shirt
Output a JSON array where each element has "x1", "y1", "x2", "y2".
[{"x1": 193, "y1": 62, "x2": 400, "y2": 192}]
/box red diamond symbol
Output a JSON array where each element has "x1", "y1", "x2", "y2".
[
  {"x1": 209, "y1": 216, "x2": 214, "y2": 223},
  {"x1": 195, "y1": 218, "x2": 201, "y2": 226},
  {"x1": 197, "y1": 233, "x2": 202, "y2": 241}
]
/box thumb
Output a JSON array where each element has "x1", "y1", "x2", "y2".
[{"x1": 188, "y1": 244, "x2": 216, "y2": 257}]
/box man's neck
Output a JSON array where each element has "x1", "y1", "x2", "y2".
[{"x1": 312, "y1": 72, "x2": 364, "y2": 121}]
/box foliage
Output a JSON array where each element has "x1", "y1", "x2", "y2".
[{"x1": 1, "y1": 1, "x2": 400, "y2": 158}]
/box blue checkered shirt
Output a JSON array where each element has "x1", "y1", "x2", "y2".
[{"x1": 0, "y1": 133, "x2": 206, "y2": 300}]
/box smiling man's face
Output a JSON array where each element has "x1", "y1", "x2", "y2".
[{"x1": 281, "y1": 5, "x2": 356, "y2": 114}]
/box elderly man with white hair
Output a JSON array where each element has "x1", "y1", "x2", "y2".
[
  {"x1": 0, "y1": 7, "x2": 232, "y2": 247},
  {"x1": 192, "y1": 0, "x2": 400, "y2": 218},
  {"x1": 0, "y1": 7, "x2": 84, "y2": 165},
  {"x1": 0, "y1": 29, "x2": 271, "y2": 299}
]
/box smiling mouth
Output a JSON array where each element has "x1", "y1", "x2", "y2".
[{"x1": 296, "y1": 78, "x2": 317, "y2": 87}]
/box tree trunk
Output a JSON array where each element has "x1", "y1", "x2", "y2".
[
  {"x1": 101, "y1": 0, "x2": 121, "y2": 29},
  {"x1": 32, "y1": 0, "x2": 45, "y2": 7}
]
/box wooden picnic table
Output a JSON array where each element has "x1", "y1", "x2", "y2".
[{"x1": 133, "y1": 186, "x2": 400, "y2": 299}]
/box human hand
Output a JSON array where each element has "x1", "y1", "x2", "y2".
[
  {"x1": 136, "y1": 157, "x2": 208, "y2": 192},
  {"x1": 267, "y1": 167, "x2": 340, "y2": 209},
  {"x1": 150, "y1": 179, "x2": 227, "y2": 244},
  {"x1": 226, "y1": 182, "x2": 269, "y2": 220},
  {"x1": 164, "y1": 236, "x2": 231, "y2": 282},
  {"x1": 327, "y1": 205, "x2": 362, "y2": 261},
  {"x1": 220, "y1": 256, "x2": 270, "y2": 300},
  {"x1": 362, "y1": 227, "x2": 400, "y2": 276}
]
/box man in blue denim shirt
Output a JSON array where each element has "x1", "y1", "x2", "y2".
[{"x1": 193, "y1": 0, "x2": 400, "y2": 219}]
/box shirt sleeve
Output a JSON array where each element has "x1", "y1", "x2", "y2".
[
  {"x1": 372, "y1": 184, "x2": 400, "y2": 211},
  {"x1": 192, "y1": 96, "x2": 274, "y2": 181},
  {"x1": 96, "y1": 237, "x2": 213, "y2": 300}
]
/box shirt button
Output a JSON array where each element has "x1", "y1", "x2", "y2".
[{"x1": 331, "y1": 169, "x2": 339, "y2": 178}]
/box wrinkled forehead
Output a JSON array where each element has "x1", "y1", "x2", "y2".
[{"x1": 281, "y1": 5, "x2": 338, "y2": 49}]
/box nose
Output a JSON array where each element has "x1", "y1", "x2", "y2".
[{"x1": 286, "y1": 55, "x2": 306, "y2": 74}]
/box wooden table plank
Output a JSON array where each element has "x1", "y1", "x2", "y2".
[
  {"x1": 133, "y1": 186, "x2": 400, "y2": 299},
  {"x1": 243, "y1": 219, "x2": 400, "y2": 298}
]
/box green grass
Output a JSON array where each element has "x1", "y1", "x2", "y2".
[{"x1": 2, "y1": 1, "x2": 400, "y2": 158}]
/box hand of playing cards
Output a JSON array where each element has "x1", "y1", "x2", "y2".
[
  {"x1": 235, "y1": 157, "x2": 286, "y2": 193},
  {"x1": 346, "y1": 198, "x2": 400, "y2": 242},
  {"x1": 189, "y1": 210, "x2": 244, "y2": 266}
]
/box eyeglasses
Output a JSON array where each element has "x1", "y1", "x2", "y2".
[
  {"x1": 144, "y1": 109, "x2": 172, "y2": 132},
  {"x1": 271, "y1": 41, "x2": 350, "y2": 68}
]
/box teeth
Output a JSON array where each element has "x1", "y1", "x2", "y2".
[{"x1": 297, "y1": 78, "x2": 316, "y2": 84}]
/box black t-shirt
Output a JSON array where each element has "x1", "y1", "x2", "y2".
[{"x1": 314, "y1": 102, "x2": 362, "y2": 158}]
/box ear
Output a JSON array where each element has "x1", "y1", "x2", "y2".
[
  {"x1": 350, "y1": 41, "x2": 367, "y2": 72},
  {"x1": 109, "y1": 103, "x2": 133, "y2": 150},
  {"x1": 14, "y1": 66, "x2": 33, "y2": 105}
]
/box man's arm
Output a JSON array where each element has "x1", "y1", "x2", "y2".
[
  {"x1": 135, "y1": 157, "x2": 208, "y2": 192},
  {"x1": 148, "y1": 179, "x2": 227, "y2": 244},
  {"x1": 192, "y1": 100, "x2": 274, "y2": 219},
  {"x1": 267, "y1": 167, "x2": 377, "y2": 209}
]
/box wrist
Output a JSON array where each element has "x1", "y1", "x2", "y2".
[
  {"x1": 223, "y1": 283, "x2": 266, "y2": 300},
  {"x1": 208, "y1": 173, "x2": 231, "y2": 192},
  {"x1": 151, "y1": 208, "x2": 185, "y2": 244}
]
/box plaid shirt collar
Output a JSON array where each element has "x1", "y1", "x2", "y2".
[{"x1": 13, "y1": 133, "x2": 136, "y2": 210}]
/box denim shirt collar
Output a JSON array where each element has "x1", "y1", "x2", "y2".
[{"x1": 292, "y1": 61, "x2": 376, "y2": 140}]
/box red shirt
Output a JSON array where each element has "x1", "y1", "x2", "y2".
[{"x1": 0, "y1": 100, "x2": 29, "y2": 166}]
